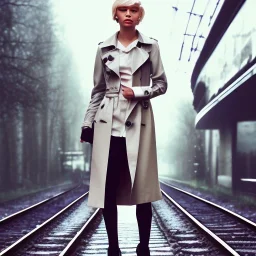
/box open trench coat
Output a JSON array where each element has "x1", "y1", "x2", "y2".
[{"x1": 82, "y1": 30, "x2": 168, "y2": 208}]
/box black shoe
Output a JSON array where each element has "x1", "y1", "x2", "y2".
[
  {"x1": 107, "y1": 247, "x2": 121, "y2": 256},
  {"x1": 136, "y1": 243, "x2": 150, "y2": 256}
]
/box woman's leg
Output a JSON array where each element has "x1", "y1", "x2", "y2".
[
  {"x1": 136, "y1": 202, "x2": 152, "y2": 248},
  {"x1": 102, "y1": 137, "x2": 124, "y2": 251},
  {"x1": 102, "y1": 185, "x2": 118, "y2": 249}
]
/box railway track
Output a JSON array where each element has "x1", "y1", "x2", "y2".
[
  {"x1": 0, "y1": 184, "x2": 89, "y2": 255},
  {"x1": 0, "y1": 199, "x2": 172, "y2": 255},
  {"x1": 1, "y1": 180, "x2": 255, "y2": 255},
  {"x1": 59, "y1": 206, "x2": 172, "y2": 256},
  {"x1": 160, "y1": 180, "x2": 256, "y2": 256},
  {"x1": 0, "y1": 182, "x2": 76, "y2": 220},
  {"x1": 52, "y1": 190, "x2": 229, "y2": 255},
  {"x1": 0, "y1": 184, "x2": 80, "y2": 224},
  {"x1": 0, "y1": 192, "x2": 95, "y2": 256}
]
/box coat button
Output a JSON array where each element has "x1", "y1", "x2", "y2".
[
  {"x1": 142, "y1": 101, "x2": 149, "y2": 109},
  {"x1": 125, "y1": 121, "x2": 132, "y2": 127},
  {"x1": 144, "y1": 90, "x2": 149, "y2": 96},
  {"x1": 108, "y1": 55, "x2": 114, "y2": 61}
]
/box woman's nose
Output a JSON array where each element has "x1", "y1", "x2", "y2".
[{"x1": 125, "y1": 10, "x2": 131, "y2": 16}]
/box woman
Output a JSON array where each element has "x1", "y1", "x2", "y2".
[{"x1": 80, "y1": 0, "x2": 167, "y2": 255}]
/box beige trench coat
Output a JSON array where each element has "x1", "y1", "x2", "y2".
[{"x1": 82, "y1": 30, "x2": 168, "y2": 208}]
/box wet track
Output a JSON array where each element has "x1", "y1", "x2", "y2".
[
  {"x1": 63, "y1": 206, "x2": 172, "y2": 256},
  {"x1": 0, "y1": 183, "x2": 75, "y2": 221},
  {"x1": 0, "y1": 184, "x2": 89, "y2": 255},
  {"x1": 0, "y1": 182, "x2": 256, "y2": 255},
  {"x1": 160, "y1": 181, "x2": 256, "y2": 256}
]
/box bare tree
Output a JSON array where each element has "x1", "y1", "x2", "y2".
[{"x1": 0, "y1": 0, "x2": 85, "y2": 192}]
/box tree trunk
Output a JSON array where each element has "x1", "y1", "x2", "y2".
[
  {"x1": 0, "y1": 115, "x2": 12, "y2": 190},
  {"x1": 40, "y1": 108, "x2": 49, "y2": 185}
]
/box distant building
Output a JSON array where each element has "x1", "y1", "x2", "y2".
[{"x1": 191, "y1": 0, "x2": 256, "y2": 194}]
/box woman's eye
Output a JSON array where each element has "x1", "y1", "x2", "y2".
[
  {"x1": 131, "y1": 9, "x2": 138, "y2": 13},
  {"x1": 118, "y1": 8, "x2": 127, "y2": 12}
]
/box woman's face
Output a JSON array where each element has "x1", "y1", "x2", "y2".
[{"x1": 115, "y1": 4, "x2": 141, "y2": 28}]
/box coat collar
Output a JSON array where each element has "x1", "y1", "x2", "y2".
[
  {"x1": 100, "y1": 30, "x2": 154, "y2": 49},
  {"x1": 100, "y1": 30, "x2": 154, "y2": 77}
]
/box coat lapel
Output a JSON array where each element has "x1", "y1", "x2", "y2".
[
  {"x1": 131, "y1": 30, "x2": 153, "y2": 74},
  {"x1": 102, "y1": 50, "x2": 120, "y2": 77},
  {"x1": 131, "y1": 47, "x2": 149, "y2": 75},
  {"x1": 100, "y1": 32, "x2": 120, "y2": 77},
  {"x1": 99, "y1": 30, "x2": 153, "y2": 78}
]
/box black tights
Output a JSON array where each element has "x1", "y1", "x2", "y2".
[
  {"x1": 102, "y1": 136, "x2": 152, "y2": 249},
  {"x1": 102, "y1": 203, "x2": 152, "y2": 249}
]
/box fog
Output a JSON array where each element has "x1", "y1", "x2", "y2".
[
  {"x1": 0, "y1": 0, "x2": 223, "y2": 197},
  {"x1": 53, "y1": 0, "x2": 223, "y2": 177}
]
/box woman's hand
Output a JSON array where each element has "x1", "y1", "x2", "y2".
[
  {"x1": 122, "y1": 85, "x2": 134, "y2": 99},
  {"x1": 80, "y1": 126, "x2": 94, "y2": 144}
]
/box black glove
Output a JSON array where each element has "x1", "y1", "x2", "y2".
[{"x1": 80, "y1": 126, "x2": 94, "y2": 144}]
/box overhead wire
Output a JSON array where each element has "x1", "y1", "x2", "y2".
[
  {"x1": 192, "y1": 0, "x2": 222, "y2": 62},
  {"x1": 188, "y1": 0, "x2": 210, "y2": 62},
  {"x1": 176, "y1": 0, "x2": 223, "y2": 64},
  {"x1": 178, "y1": 0, "x2": 196, "y2": 61}
]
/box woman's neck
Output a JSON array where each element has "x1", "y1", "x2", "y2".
[{"x1": 117, "y1": 29, "x2": 138, "y2": 47}]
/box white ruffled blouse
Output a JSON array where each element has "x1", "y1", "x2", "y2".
[{"x1": 111, "y1": 39, "x2": 139, "y2": 137}]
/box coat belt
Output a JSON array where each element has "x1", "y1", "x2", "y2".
[{"x1": 105, "y1": 92, "x2": 119, "y2": 98}]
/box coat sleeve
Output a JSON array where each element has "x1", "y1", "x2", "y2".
[
  {"x1": 131, "y1": 41, "x2": 168, "y2": 99},
  {"x1": 82, "y1": 47, "x2": 106, "y2": 128}
]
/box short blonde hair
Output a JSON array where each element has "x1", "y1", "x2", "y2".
[{"x1": 112, "y1": 0, "x2": 145, "y2": 22}]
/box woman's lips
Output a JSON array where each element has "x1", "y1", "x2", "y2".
[{"x1": 124, "y1": 20, "x2": 133, "y2": 23}]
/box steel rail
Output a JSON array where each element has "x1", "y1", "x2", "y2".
[
  {"x1": 161, "y1": 189, "x2": 240, "y2": 256},
  {"x1": 59, "y1": 208, "x2": 101, "y2": 256},
  {"x1": 160, "y1": 180, "x2": 256, "y2": 228},
  {"x1": 0, "y1": 191, "x2": 89, "y2": 255},
  {"x1": 0, "y1": 184, "x2": 80, "y2": 224}
]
